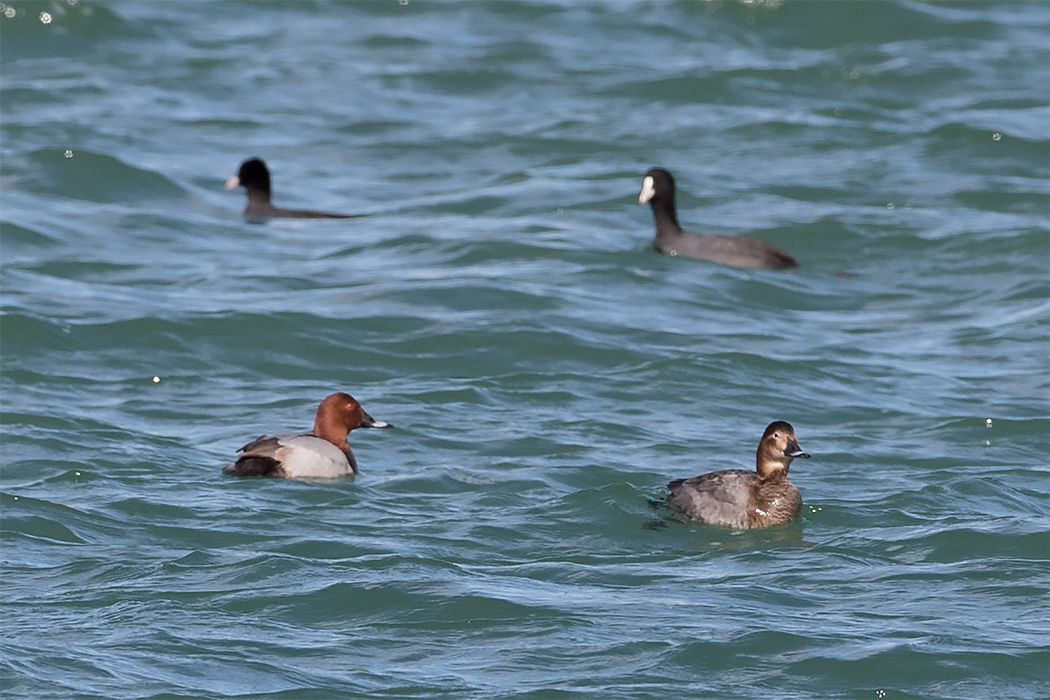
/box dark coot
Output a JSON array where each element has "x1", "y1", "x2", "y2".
[
  {"x1": 639, "y1": 167, "x2": 798, "y2": 269},
  {"x1": 225, "y1": 157, "x2": 359, "y2": 219}
]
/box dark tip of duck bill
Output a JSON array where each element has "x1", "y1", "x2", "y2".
[{"x1": 789, "y1": 450, "x2": 811, "y2": 459}]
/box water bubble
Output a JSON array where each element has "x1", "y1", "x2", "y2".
[
  {"x1": 886, "y1": 202, "x2": 895, "y2": 209},
  {"x1": 985, "y1": 418, "x2": 992, "y2": 427},
  {"x1": 64, "y1": 149, "x2": 74, "y2": 158},
  {"x1": 152, "y1": 376, "x2": 161, "y2": 383},
  {"x1": 992, "y1": 132, "x2": 1001, "y2": 141},
  {"x1": 398, "y1": 0, "x2": 408, "y2": 4},
  {"x1": 4, "y1": 6, "x2": 16, "y2": 18},
  {"x1": 39, "y1": 11, "x2": 52, "y2": 24}
]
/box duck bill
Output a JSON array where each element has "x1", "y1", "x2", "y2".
[
  {"x1": 787, "y1": 438, "x2": 809, "y2": 458},
  {"x1": 224, "y1": 175, "x2": 241, "y2": 190},
  {"x1": 360, "y1": 412, "x2": 392, "y2": 429},
  {"x1": 638, "y1": 176, "x2": 655, "y2": 204}
]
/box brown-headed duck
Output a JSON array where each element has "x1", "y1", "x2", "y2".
[
  {"x1": 638, "y1": 167, "x2": 798, "y2": 269},
  {"x1": 223, "y1": 392, "x2": 391, "y2": 479},
  {"x1": 225, "y1": 157, "x2": 357, "y2": 219},
  {"x1": 666, "y1": 421, "x2": 810, "y2": 528}
]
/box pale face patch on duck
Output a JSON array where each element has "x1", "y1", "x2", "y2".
[{"x1": 638, "y1": 175, "x2": 656, "y2": 204}]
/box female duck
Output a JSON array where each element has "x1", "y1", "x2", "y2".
[
  {"x1": 638, "y1": 167, "x2": 798, "y2": 269},
  {"x1": 224, "y1": 392, "x2": 391, "y2": 478},
  {"x1": 225, "y1": 157, "x2": 356, "y2": 219},
  {"x1": 667, "y1": 421, "x2": 810, "y2": 528}
]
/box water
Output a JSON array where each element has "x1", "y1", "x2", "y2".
[{"x1": 2, "y1": 1, "x2": 1048, "y2": 698}]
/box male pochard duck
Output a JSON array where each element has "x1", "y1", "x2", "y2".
[
  {"x1": 638, "y1": 167, "x2": 798, "y2": 269},
  {"x1": 666, "y1": 421, "x2": 811, "y2": 528},
  {"x1": 223, "y1": 392, "x2": 391, "y2": 478},
  {"x1": 225, "y1": 157, "x2": 356, "y2": 219}
]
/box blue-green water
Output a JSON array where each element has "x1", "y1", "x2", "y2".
[{"x1": 2, "y1": 1, "x2": 1048, "y2": 698}]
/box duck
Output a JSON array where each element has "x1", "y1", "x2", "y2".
[
  {"x1": 638, "y1": 167, "x2": 798, "y2": 269},
  {"x1": 223, "y1": 392, "x2": 391, "y2": 478},
  {"x1": 666, "y1": 421, "x2": 810, "y2": 528},
  {"x1": 225, "y1": 157, "x2": 357, "y2": 219}
]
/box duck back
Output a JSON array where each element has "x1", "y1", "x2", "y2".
[{"x1": 667, "y1": 469, "x2": 755, "y2": 528}]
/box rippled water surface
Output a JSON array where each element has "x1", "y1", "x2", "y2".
[{"x1": 2, "y1": 1, "x2": 1048, "y2": 698}]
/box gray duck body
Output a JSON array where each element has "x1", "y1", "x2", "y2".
[
  {"x1": 666, "y1": 421, "x2": 810, "y2": 529},
  {"x1": 667, "y1": 469, "x2": 802, "y2": 529}
]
